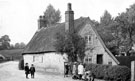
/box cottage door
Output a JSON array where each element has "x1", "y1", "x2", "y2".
[{"x1": 97, "y1": 54, "x2": 103, "y2": 64}]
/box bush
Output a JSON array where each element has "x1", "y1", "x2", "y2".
[
  {"x1": 105, "y1": 65, "x2": 131, "y2": 81},
  {"x1": 18, "y1": 59, "x2": 24, "y2": 70},
  {"x1": 85, "y1": 63, "x2": 131, "y2": 81}
]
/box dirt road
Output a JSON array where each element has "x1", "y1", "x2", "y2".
[
  {"x1": 0, "y1": 61, "x2": 104, "y2": 81},
  {"x1": 0, "y1": 61, "x2": 75, "y2": 81}
]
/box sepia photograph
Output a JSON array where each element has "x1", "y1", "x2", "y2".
[{"x1": 0, "y1": 0, "x2": 135, "y2": 81}]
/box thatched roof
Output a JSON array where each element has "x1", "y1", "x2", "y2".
[{"x1": 23, "y1": 17, "x2": 89, "y2": 54}]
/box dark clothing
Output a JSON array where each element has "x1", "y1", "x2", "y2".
[
  {"x1": 65, "y1": 65, "x2": 69, "y2": 75},
  {"x1": 72, "y1": 75, "x2": 79, "y2": 79},
  {"x1": 24, "y1": 66, "x2": 29, "y2": 78},
  {"x1": 78, "y1": 74, "x2": 82, "y2": 80},
  {"x1": 25, "y1": 66, "x2": 29, "y2": 74},
  {"x1": 30, "y1": 66, "x2": 35, "y2": 78},
  {"x1": 26, "y1": 73, "x2": 29, "y2": 79},
  {"x1": 31, "y1": 73, "x2": 35, "y2": 78},
  {"x1": 30, "y1": 67, "x2": 35, "y2": 73}
]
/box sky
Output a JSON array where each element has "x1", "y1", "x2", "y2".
[{"x1": 0, "y1": 0, "x2": 135, "y2": 45}]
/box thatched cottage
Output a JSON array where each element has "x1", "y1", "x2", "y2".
[{"x1": 22, "y1": 3, "x2": 120, "y2": 73}]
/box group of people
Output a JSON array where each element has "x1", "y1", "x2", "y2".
[
  {"x1": 64, "y1": 62, "x2": 94, "y2": 81},
  {"x1": 24, "y1": 63, "x2": 36, "y2": 79}
]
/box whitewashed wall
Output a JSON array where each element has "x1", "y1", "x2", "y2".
[{"x1": 23, "y1": 52, "x2": 68, "y2": 74}]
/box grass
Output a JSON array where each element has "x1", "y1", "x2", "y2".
[{"x1": 0, "y1": 49, "x2": 24, "y2": 60}]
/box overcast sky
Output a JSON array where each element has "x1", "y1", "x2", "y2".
[{"x1": 0, "y1": 0, "x2": 135, "y2": 45}]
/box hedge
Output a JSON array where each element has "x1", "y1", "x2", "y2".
[
  {"x1": 85, "y1": 63, "x2": 131, "y2": 81},
  {"x1": 18, "y1": 58, "x2": 24, "y2": 70}
]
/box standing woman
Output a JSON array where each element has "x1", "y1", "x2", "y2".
[
  {"x1": 24, "y1": 63, "x2": 29, "y2": 79},
  {"x1": 78, "y1": 62, "x2": 84, "y2": 80}
]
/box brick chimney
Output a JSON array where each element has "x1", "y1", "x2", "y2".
[
  {"x1": 38, "y1": 15, "x2": 47, "y2": 30},
  {"x1": 65, "y1": 3, "x2": 74, "y2": 33}
]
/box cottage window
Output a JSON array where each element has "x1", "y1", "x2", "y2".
[
  {"x1": 85, "y1": 56, "x2": 92, "y2": 63},
  {"x1": 85, "y1": 35, "x2": 92, "y2": 44},
  {"x1": 88, "y1": 58, "x2": 92, "y2": 62},
  {"x1": 108, "y1": 61, "x2": 112, "y2": 65},
  {"x1": 33, "y1": 55, "x2": 43, "y2": 63},
  {"x1": 85, "y1": 58, "x2": 88, "y2": 62}
]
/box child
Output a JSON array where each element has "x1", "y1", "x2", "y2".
[
  {"x1": 30, "y1": 64, "x2": 36, "y2": 78},
  {"x1": 24, "y1": 63, "x2": 29, "y2": 79}
]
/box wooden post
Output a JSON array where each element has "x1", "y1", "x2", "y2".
[{"x1": 131, "y1": 61, "x2": 135, "y2": 81}]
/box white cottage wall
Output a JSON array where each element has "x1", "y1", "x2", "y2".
[{"x1": 23, "y1": 52, "x2": 68, "y2": 74}]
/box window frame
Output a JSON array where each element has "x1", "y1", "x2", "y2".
[
  {"x1": 108, "y1": 61, "x2": 112, "y2": 65},
  {"x1": 33, "y1": 55, "x2": 43, "y2": 63},
  {"x1": 85, "y1": 35, "x2": 93, "y2": 45},
  {"x1": 85, "y1": 56, "x2": 92, "y2": 63}
]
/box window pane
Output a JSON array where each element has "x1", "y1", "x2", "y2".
[
  {"x1": 108, "y1": 62, "x2": 112, "y2": 65},
  {"x1": 85, "y1": 58, "x2": 88, "y2": 62},
  {"x1": 89, "y1": 36, "x2": 91, "y2": 41},
  {"x1": 85, "y1": 36, "x2": 88, "y2": 43},
  {"x1": 89, "y1": 58, "x2": 92, "y2": 61}
]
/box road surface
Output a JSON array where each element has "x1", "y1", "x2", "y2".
[
  {"x1": 0, "y1": 61, "x2": 104, "y2": 81},
  {"x1": 0, "y1": 61, "x2": 76, "y2": 81}
]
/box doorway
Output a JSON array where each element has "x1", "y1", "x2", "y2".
[{"x1": 97, "y1": 54, "x2": 103, "y2": 64}]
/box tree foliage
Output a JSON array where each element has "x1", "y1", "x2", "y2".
[
  {"x1": 0, "y1": 35, "x2": 11, "y2": 50},
  {"x1": 54, "y1": 32, "x2": 86, "y2": 62},
  {"x1": 95, "y1": 3, "x2": 135, "y2": 56},
  {"x1": 100, "y1": 10, "x2": 113, "y2": 26},
  {"x1": 44, "y1": 4, "x2": 61, "y2": 26},
  {"x1": 14, "y1": 42, "x2": 26, "y2": 49}
]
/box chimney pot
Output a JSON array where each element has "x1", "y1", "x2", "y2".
[
  {"x1": 38, "y1": 15, "x2": 47, "y2": 30},
  {"x1": 68, "y1": 3, "x2": 72, "y2": 11},
  {"x1": 39, "y1": 16, "x2": 42, "y2": 19}
]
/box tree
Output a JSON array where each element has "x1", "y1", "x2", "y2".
[
  {"x1": 14, "y1": 42, "x2": 26, "y2": 49},
  {"x1": 98, "y1": 10, "x2": 126, "y2": 55},
  {"x1": 114, "y1": 4, "x2": 135, "y2": 55},
  {"x1": 98, "y1": 10, "x2": 115, "y2": 45},
  {"x1": 100, "y1": 10, "x2": 113, "y2": 26},
  {"x1": 15, "y1": 43, "x2": 20, "y2": 49},
  {"x1": 126, "y1": 4, "x2": 135, "y2": 50},
  {"x1": 54, "y1": 32, "x2": 86, "y2": 62},
  {"x1": 113, "y1": 13, "x2": 129, "y2": 54},
  {"x1": 19, "y1": 42, "x2": 26, "y2": 48},
  {"x1": 0, "y1": 35, "x2": 11, "y2": 50},
  {"x1": 44, "y1": 4, "x2": 61, "y2": 26},
  {"x1": 98, "y1": 10, "x2": 114, "y2": 42}
]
